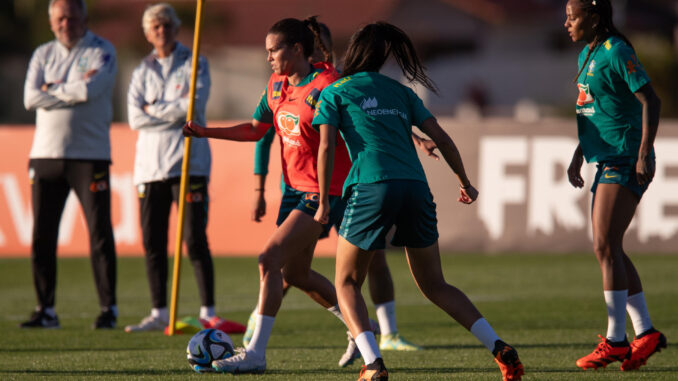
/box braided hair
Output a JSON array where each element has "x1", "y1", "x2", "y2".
[
  {"x1": 342, "y1": 22, "x2": 438, "y2": 93},
  {"x1": 573, "y1": 0, "x2": 634, "y2": 82}
]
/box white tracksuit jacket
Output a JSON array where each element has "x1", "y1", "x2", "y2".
[
  {"x1": 24, "y1": 30, "x2": 117, "y2": 160},
  {"x1": 127, "y1": 42, "x2": 211, "y2": 185}
]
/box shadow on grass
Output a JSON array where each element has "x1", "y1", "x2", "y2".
[
  {"x1": 0, "y1": 369, "x2": 189, "y2": 376},
  {"x1": 0, "y1": 346, "x2": 158, "y2": 353}
]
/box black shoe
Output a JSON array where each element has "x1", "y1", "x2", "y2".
[
  {"x1": 358, "y1": 358, "x2": 388, "y2": 381},
  {"x1": 20, "y1": 309, "x2": 60, "y2": 328},
  {"x1": 93, "y1": 309, "x2": 116, "y2": 329}
]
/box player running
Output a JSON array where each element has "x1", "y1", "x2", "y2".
[
  {"x1": 564, "y1": 0, "x2": 667, "y2": 372},
  {"x1": 312, "y1": 22, "x2": 524, "y2": 381},
  {"x1": 183, "y1": 16, "x2": 354, "y2": 374}
]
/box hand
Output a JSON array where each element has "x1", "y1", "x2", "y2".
[
  {"x1": 636, "y1": 155, "x2": 655, "y2": 185},
  {"x1": 314, "y1": 198, "x2": 330, "y2": 224},
  {"x1": 252, "y1": 192, "x2": 266, "y2": 222},
  {"x1": 84, "y1": 69, "x2": 98, "y2": 79},
  {"x1": 183, "y1": 121, "x2": 206, "y2": 137},
  {"x1": 414, "y1": 136, "x2": 439, "y2": 160},
  {"x1": 458, "y1": 184, "x2": 478, "y2": 204},
  {"x1": 40, "y1": 83, "x2": 52, "y2": 92},
  {"x1": 143, "y1": 104, "x2": 150, "y2": 114},
  {"x1": 567, "y1": 150, "x2": 585, "y2": 188}
]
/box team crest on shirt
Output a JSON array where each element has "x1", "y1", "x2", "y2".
[
  {"x1": 272, "y1": 81, "x2": 283, "y2": 99},
  {"x1": 305, "y1": 88, "x2": 321, "y2": 109},
  {"x1": 77, "y1": 56, "x2": 89, "y2": 72},
  {"x1": 277, "y1": 111, "x2": 301, "y2": 136}
]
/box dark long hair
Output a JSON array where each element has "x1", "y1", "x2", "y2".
[
  {"x1": 573, "y1": 0, "x2": 634, "y2": 82},
  {"x1": 342, "y1": 22, "x2": 437, "y2": 93},
  {"x1": 268, "y1": 16, "x2": 332, "y2": 62}
]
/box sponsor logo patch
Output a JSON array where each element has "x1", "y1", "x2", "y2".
[
  {"x1": 272, "y1": 81, "x2": 283, "y2": 99},
  {"x1": 305, "y1": 88, "x2": 321, "y2": 109},
  {"x1": 277, "y1": 111, "x2": 301, "y2": 136}
]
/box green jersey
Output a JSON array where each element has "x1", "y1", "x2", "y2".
[
  {"x1": 312, "y1": 72, "x2": 433, "y2": 196},
  {"x1": 575, "y1": 36, "x2": 650, "y2": 163}
]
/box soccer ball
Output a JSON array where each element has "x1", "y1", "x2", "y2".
[{"x1": 186, "y1": 328, "x2": 234, "y2": 373}]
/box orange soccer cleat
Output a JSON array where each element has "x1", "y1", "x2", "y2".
[
  {"x1": 620, "y1": 329, "x2": 667, "y2": 371},
  {"x1": 357, "y1": 358, "x2": 388, "y2": 381},
  {"x1": 493, "y1": 340, "x2": 524, "y2": 381},
  {"x1": 576, "y1": 335, "x2": 630, "y2": 370}
]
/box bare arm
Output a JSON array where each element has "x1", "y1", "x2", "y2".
[
  {"x1": 412, "y1": 132, "x2": 439, "y2": 160},
  {"x1": 634, "y1": 83, "x2": 661, "y2": 185},
  {"x1": 314, "y1": 123, "x2": 337, "y2": 223},
  {"x1": 183, "y1": 119, "x2": 272, "y2": 142},
  {"x1": 417, "y1": 117, "x2": 477, "y2": 203}
]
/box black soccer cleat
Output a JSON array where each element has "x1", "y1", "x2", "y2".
[
  {"x1": 20, "y1": 309, "x2": 60, "y2": 329},
  {"x1": 93, "y1": 309, "x2": 117, "y2": 329}
]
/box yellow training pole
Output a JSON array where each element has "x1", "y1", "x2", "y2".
[{"x1": 168, "y1": 0, "x2": 206, "y2": 336}]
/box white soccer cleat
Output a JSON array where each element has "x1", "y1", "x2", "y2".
[
  {"x1": 212, "y1": 349, "x2": 266, "y2": 374},
  {"x1": 339, "y1": 331, "x2": 361, "y2": 367},
  {"x1": 124, "y1": 315, "x2": 168, "y2": 332}
]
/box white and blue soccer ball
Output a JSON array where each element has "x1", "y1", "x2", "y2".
[{"x1": 186, "y1": 328, "x2": 234, "y2": 373}]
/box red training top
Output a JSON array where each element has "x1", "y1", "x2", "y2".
[{"x1": 266, "y1": 62, "x2": 351, "y2": 196}]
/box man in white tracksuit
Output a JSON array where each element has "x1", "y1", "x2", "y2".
[
  {"x1": 22, "y1": 0, "x2": 118, "y2": 329},
  {"x1": 124, "y1": 3, "x2": 216, "y2": 332}
]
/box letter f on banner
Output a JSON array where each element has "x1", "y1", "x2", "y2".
[{"x1": 478, "y1": 137, "x2": 527, "y2": 239}]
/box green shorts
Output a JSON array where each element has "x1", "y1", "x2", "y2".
[
  {"x1": 591, "y1": 158, "x2": 652, "y2": 199},
  {"x1": 339, "y1": 180, "x2": 439, "y2": 251},
  {"x1": 276, "y1": 184, "x2": 346, "y2": 239}
]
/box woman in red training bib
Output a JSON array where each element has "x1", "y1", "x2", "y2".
[{"x1": 183, "y1": 16, "x2": 352, "y2": 374}]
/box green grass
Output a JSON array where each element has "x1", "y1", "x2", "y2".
[{"x1": 0, "y1": 253, "x2": 676, "y2": 380}]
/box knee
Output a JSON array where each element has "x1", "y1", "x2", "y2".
[
  {"x1": 258, "y1": 249, "x2": 282, "y2": 277},
  {"x1": 592, "y1": 237, "x2": 612, "y2": 263}
]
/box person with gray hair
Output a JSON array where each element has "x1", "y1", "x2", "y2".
[
  {"x1": 21, "y1": 0, "x2": 118, "y2": 329},
  {"x1": 124, "y1": 3, "x2": 238, "y2": 333}
]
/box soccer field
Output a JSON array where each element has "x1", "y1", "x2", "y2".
[{"x1": 0, "y1": 253, "x2": 676, "y2": 380}]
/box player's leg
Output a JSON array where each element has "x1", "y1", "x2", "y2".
[
  {"x1": 405, "y1": 243, "x2": 523, "y2": 380},
  {"x1": 335, "y1": 236, "x2": 386, "y2": 376},
  {"x1": 368, "y1": 249, "x2": 421, "y2": 351},
  {"x1": 399, "y1": 180, "x2": 522, "y2": 380},
  {"x1": 68, "y1": 160, "x2": 118, "y2": 329},
  {"x1": 21, "y1": 159, "x2": 69, "y2": 328},
  {"x1": 213, "y1": 209, "x2": 324, "y2": 374},
  {"x1": 125, "y1": 180, "x2": 173, "y2": 332},
  {"x1": 282, "y1": 240, "x2": 338, "y2": 308},
  {"x1": 576, "y1": 182, "x2": 637, "y2": 369}
]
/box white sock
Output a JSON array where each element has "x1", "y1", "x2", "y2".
[
  {"x1": 327, "y1": 305, "x2": 347, "y2": 326},
  {"x1": 151, "y1": 307, "x2": 169, "y2": 322},
  {"x1": 246, "y1": 314, "x2": 275, "y2": 359},
  {"x1": 355, "y1": 331, "x2": 381, "y2": 364},
  {"x1": 375, "y1": 301, "x2": 397, "y2": 335},
  {"x1": 470, "y1": 318, "x2": 501, "y2": 352},
  {"x1": 200, "y1": 306, "x2": 215, "y2": 320},
  {"x1": 604, "y1": 290, "x2": 628, "y2": 342},
  {"x1": 626, "y1": 292, "x2": 653, "y2": 336},
  {"x1": 42, "y1": 307, "x2": 57, "y2": 318}
]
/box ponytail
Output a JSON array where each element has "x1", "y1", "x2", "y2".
[
  {"x1": 342, "y1": 22, "x2": 438, "y2": 93},
  {"x1": 304, "y1": 16, "x2": 333, "y2": 63}
]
